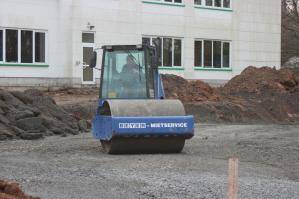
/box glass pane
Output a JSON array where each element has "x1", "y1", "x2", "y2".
[
  {"x1": 152, "y1": 38, "x2": 162, "y2": 66},
  {"x1": 205, "y1": 0, "x2": 213, "y2": 6},
  {"x1": 35, "y1": 32, "x2": 46, "y2": 63},
  {"x1": 204, "y1": 40, "x2": 212, "y2": 67},
  {"x1": 83, "y1": 47, "x2": 93, "y2": 65},
  {"x1": 223, "y1": 42, "x2": 230, "y2": 68},
  {"x1": 102, "y1": 50, "x2": 148, "y2": 99},
  {"x1": 213, "y1": 41, "x2": 221, "y2": 68},
  {"x1": 223, "y1": 0, "x2": 230, "y2": 8},
  {"x1": 145, "y1": 49, "x2": 155, "y2": 98},
  {"x1": 164, "y1": 0, "x2": 172, "y2": 2},
  {"x1": 174, "y1": 39, "x2": 181, "y2": 66},
  {"x1": 174, "y1": 0, "x2": 182, "y2": 3},
  {"x1": 214, "y1": 0, "x2": 221, "y2": 7},
  {"x1": 82, "y1": 33, "x2": 94, "y2": 43},
  {"x1": 21, "y1": 30, "x2": 33, "y2": 63},
  {"x1": 194, "y1": 0, "x2": 202, "y2": 5},
  {"x1": 163, "y1": 38, "x2": 172, "y2": 67},
  {"x1": 194, "y1": 41, "x2": 202, "y2": 66},
  {"x1": 142, "y1": 37, "x2": 150, "y2": 46},
  {"x1": 6, "y1": 29, "x2": 18, "y2": 62},
  {"x1": 0, "y1": 30, "x2": 2, "y2": 61},
  {"x1": 83, "y1": 47, "x2": 94, "y2": 82}
]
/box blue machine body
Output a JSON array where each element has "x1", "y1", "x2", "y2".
[
  {"x1": 92, "y1": 73, "x2": 194, "y2": 141},
  {"x1": 93, "y1": 115, "x2": 194, "y2": 140},
  {"x1": 92, "y1": 45, "x2": 194, "y2": 142}
]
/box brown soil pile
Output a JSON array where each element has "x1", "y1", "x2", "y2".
[
  {"x1": 0, "y1": 89, "x2": 89, "y2": 141},
  {"x1": 162, "y1": 66, "x2": 299, "y2": 124},
  {"x1": 0, "y1": 179, "x2": 39, "y2": 199},
  {"x1": 221, "y1": 66, "x2": 299, "y2": 96},
  {"x1": 162, "y1": 74, "x2": 221, "y2": 102},
  {"x1": 220, "y1": 66, "x2": 299, "y2": 123}
]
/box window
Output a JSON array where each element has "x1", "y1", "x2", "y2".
[
  {"x1": 21, "y1": 30, "x2": 33, "y2": 63},
  {"x1": 6, "y1": 29, "x2": 18, "y2": 62},
  {"x1": 163, "y1": 38, "x2": 172, "y2": 66},
  {"x1": 213, "y1": 41, "x2": 221, "y2": 68},
  {"x1": 194, "y1": 39, "x2": 231, "y2": 68},
  {"x1": 152, "y1": 37, "x2": 162, "y2": 66},
  {"x1": 194, "y1": 41, "x2": 202, "y2": 66},
  {"x1": 102, "y1": 50, "x2": 148, "y2": 99},
  {"x1": 194, "y1": 0, "x2": 202, "y2": 5},
  {"x1": 204, "y1": 40, "x2": 212, "y2": 67},
  {"x1": 174, "y1": 39, "x2": 182, "y2": 66},
  {"x1": 142, "y1": 36, "x2": 183, "y2": 67},
  {"x1": 35, "y1": 32, "x2": 46, "y2": 63},
  {"x1": 82, "y1": 33, "x2": 94, "y2": 43},
  {"x1": 0, "y1": 30, "x2": 3, "y2": 62},
  {"x1": 223, "y1": 0, "x2": 230, "y2": 8},
  {"x1": 205, "y1": 0, "x2": 213, "y2": 6},
  {"x1": 194, "y1": 0, "x2": 231, "y2": 8},
  {"x1": 1, "y1": 28, "x2": 47, "y2": 64},
  {"x1": 223, "y1": 42, "x2": 230, "y2": 67},
  {"x1": 214, "y1": 0, "x2": 221, "y2": 7},
  {"x1": 142, "y1": 37, "x2": 150, "y2": 46}
]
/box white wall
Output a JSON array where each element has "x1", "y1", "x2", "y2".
[
  {"x1": 0, "y1": 0, "x2": 281, "y2": 86},
  {"x1": 232, "y1": 0, "x2": 281, "y2": 76},
  {"x1": 0, "y1": 0, "x2": 74, "y2": 79}
]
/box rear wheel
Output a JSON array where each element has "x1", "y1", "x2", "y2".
[{"x1": 100, "y1": 137, "x2": 185, "y2": 154}]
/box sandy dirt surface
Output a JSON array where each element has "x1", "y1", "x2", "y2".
[
  {"x1": 0, "y1": 124, "x2": 298, "y2": 199},
  {"x1": 44, "y1": 88, "x2": 98, "y2": 106}
]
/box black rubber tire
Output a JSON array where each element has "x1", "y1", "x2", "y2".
[{"x1": 100, "y1": 137, "x2": 185, "y2": 154}]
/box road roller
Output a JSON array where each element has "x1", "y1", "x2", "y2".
[{"x1": 90, "y1": 44, "x2": 194, "y2": 154}]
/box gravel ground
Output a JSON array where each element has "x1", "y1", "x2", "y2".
[{"x1": 0, "y1": 124, "x2": 298, "y2": 199}]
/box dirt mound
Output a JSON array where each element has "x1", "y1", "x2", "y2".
[
  {"x1": 0, "y1": 89, "x2": 89, "y2": 141},
  {"x1": 0, "y1": 179, "x2": 39, "y2": 199},
  {"x1": 221, "y1": 66, "x2": 299, "y2": 96},
  {"x1": 162, "y1": 67, "x2": 299, "y2": 124},
  {"x1": 162, "y1": 74, "x2": 221, "y2": 102},
  {"x1": 221, "y1": 66, "x2": 299, "y2": 123}
]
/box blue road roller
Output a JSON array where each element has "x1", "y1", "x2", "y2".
[{"x1": 89, "y1": 44, "x2": 194, "y2": 154}]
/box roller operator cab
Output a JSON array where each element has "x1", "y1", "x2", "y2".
[{"x1": 90, "y1": 44, "x2": 194, "y2": 154}]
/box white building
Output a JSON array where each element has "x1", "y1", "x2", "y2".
[{"x1": 0, "y1": 0, "x2": 281, "y2": 87}]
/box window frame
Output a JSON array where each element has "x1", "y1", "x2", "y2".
[
  {"x1": 142, "y1": 35, "x2": 184, "y2": 68},
  {"x1": 0, "y1": 28, "x2": 3, "y2": 63},
  {"x1": 0, "y1": 27, "x2": 48, "y2": 65},
  {"x1": 21, "y1": 29, "x2": 34, "y2": 64},
  {"x1": 5, "y1": 29, "x2": 19, "y2": 63},
  {"x1": 82, "y1": 31, "x2": 96, "y2": 84},
  {"x1": 194, "y1": 0, "x2": 232, "y2": 9},
  {"x1": 194, "y1": 39, "x2": 231, "y2": 69},
  {"x1": 34, "y1": 30, "x2": 48, "y2": 64}
]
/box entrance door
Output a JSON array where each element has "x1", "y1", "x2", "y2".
[{"x1": 82, "y1": 32, "x2": 95, "y2": 84}]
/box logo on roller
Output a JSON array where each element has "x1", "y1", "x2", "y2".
[
  {"x1": 119, "y1": 122, "x2": 188, "y2": 129},
  {"x1": 119, "y1": 123, "x2": 147, "y2": 129}
]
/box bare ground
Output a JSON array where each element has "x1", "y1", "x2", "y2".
[{"x1": 0, "y1": 124, "x2": 298, "y2": 199}]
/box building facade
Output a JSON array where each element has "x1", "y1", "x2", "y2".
[{"x1": 0, "y1": 0, "x2": 281, "y2": 87}]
